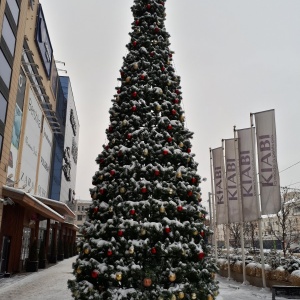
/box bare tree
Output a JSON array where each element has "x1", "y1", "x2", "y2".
[
  {"x1": 228, "y1": 223, "x2": 241, "y2": 249},
  {"x1": 244, "y1": 221, "x2": 258, "y2": 250}
]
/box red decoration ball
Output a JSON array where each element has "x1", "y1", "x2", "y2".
[
  {"x1": 99, "y1": 158, "x2": 104, "y2": 164},
  {"x1": 127, "y1": 133, "x2": 132, "y2": 140},
  {"x1": 130, "y1": 209, "x2": 136, "y2": 215},
  {"x1": 150, "y1": 51, "x2": 155, "y2": 57},
  {"x1": 171, "y1": 109, "x2": 176, "y2": 115},
  {"x1": 135, "y1": 19, "x2": 139, "y2": 25},
  {"x1": 151, "y1": 247, "x2": 157, "y2": 254},
  {"x1": 154, "y1": 169, "x2": 160, "y2": 176},
  {"x1": 165, "y1": 227, "x2": 171, "y2": 234},
  {"x1": 108, "y1": 126, "x2": 113, "y2": 132},
  {"x1": 107, "y1": 249, "x2": 113, "y2": 256},
  {"x1": 173, "y1": 98, "x2": 179, "y2": 104},
  {"x1": 175, "y1": 89, "x2": 180, "y2": 95},
  {"x1": 187, "y1": 191, "x2": 193, "y2": 197},
  {"x1": 161, "y1": 66, "x2": 165, "y2": 71},
  {"x1": 91, "y1": 270, "x2": 99, "y2": 278},
  {"x1": 163, "y1": 149, "x2": 169, "y2": 156},
  {"x1": 191, "y1": 177, "x2": 197, "y2": 184},
  {"x1": 141, "y1": 187, "x2": 147, "y2": 194},
  {"x1": 154, "y1": 27, "x2": 160, "y2": 33},
  {"x1": 131, "y1": 105, "x2": 137, "y2": 111},
  {"x1": 133, "y1": 41, "x2": 137, "y2": 47},
  {"x1": 117, "y1": 89, "x2": 121, "y2": 94},
  {"x1": 117, "y1": 230, "x2": 124, "y2": 237},
  {"x1": 167, "y1": 137, "x2": 172, "y2": 143},
  {"x1": 118, "y1": 150, "x2": 123, "y2": 157},
  {"x1": 140, "y1": 74, "x2": 145, "y2": 80},
  {"x1": 146, "y1": 4, "x2": 151, "y2": 9},
  {"x1": 110, "y1": 170, "x2": 116, "y2": 176},
  {"x1": 177, "y1": 206, "x2": 183, "y2": 212},
  {"x1": 187, "y1": 148, "x2": 191, "y2": 153},
  {"x1": 132, "y1": 91, "x2": 138, "y2": 98},
  {"x1": 93, "y1": 207, "x2": 99, "y2": 213},
  {"x1": 167, "y1": 124, "x2": 172, "y2": 130},
  {"x1": 99, "y1": 188, "x2": 105, "y2": 195},
  {"x1": 200, "y1": 231, "x2": 205, "y2": 237},
  {"x1": 198, "y1": 252, "x2": 205, "y2": 260},
  {"x1": 120, "y1": 71, "x2": 124, "y2": 77}
]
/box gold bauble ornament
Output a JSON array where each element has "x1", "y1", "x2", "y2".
[
  {"x1": 179, "y1": 142, "x2": 184, "y2": 148},
  {"x1": 193, "y1": 230, "x2": 199, "y2": 236},
  {"x1": 76, "y1": 267, "x2": 82, "y2": 274},
  {"x1": 213, "y1": 291, "x2": 219, "y2": 296},
  {"x1": 98, "y1": 175, "x2": 103, "y2": 180},
  {"x1": 211, "y1": 272, "x2": 216, "y2": 279},
  {"x1": 207, "y1": 295, "x2": 213, "y2": 300},
  {"x1": 122, "y1": 119, "x2": 128, "y2": 126},
  {"x1": 168, "y1": 188, "x2": 173, "y2": 195},
  {"x1": 140, "y1": 228, "x2": 146, "y2": 236},
  {"x1": 167, "y1": 80, "x2": 172, "y2": 86},
  {"x1": 77, "y1": 247, "x2": 81, "y2": 252},
  {"x1": 191, "y1": 293, "x2": 197, "y2": 299},
  {"x1": 133, "y1": 62, "x2": 138, "y2": 70},
  {"x1": 126, "y1": 76, "x2": 131, "y2": 83},
  {"x1": 176, "y1": 171, "x2": 182, "y2": 178},
  {"x1": 116, "y1": 95, "x2": 120, "y2": 101},
  {"x1": 182, "y1": 249, "x2": 187, "y2": 256},
  {"x1": 158, "y1": 297, "x2": 164, "y2": 300},
  {"x1": 116, "y1": 272, "x2": 122, "y2": 281},
  {"x1": 171, "y1": 295, "x2": 176, "y2": 300},
  {"x1": 120, "y1": 187, "x2": 126, "y2": 193},
  {"x1": 159, "y1": 206, "x2": 166, "y2": 213},
  {"x1": 143, "y1": 149, "x2": 149, "y2": 156},
  {"x1": 180, "y1": 115, "x2": 185, "y2": 122},
  {"x1": 156, "y1": 104, "x2": 161, "y2": 111},
  {"x1": 169, "y1": 273, "x2": 176, "y2": 282},
  {"x1": 143, "y1": 278, "x2": 152, "y2": 287},
  {"x1": 129, "y1": 246, "x2": 134, "y2": 254},
  {"x1": 109, "y1": 206, "x2": 113, "y2": 212},
  {"x1": 84, "y1": 248, "x2": 90, "y2": 255},
  {"x1": 178, "y1": 292, "x2": 185, "y2": 299}
]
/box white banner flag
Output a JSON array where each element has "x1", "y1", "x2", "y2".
[
  {"x1": 254, "y1": 109, "x2": 281, "y2": 215},
  {"x1": 225, "y1": 139, "x2": 240, "y2": 223},
  {"x1": 212, "y1": 147, "x2": 228, "y2": 225},
  {"x1": 237, "y1": 128, "x2": 259, "y2": 222}
]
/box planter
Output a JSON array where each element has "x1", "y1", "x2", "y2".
[
  {"x1": 39, "y1": 258, "x2": 47, "y2": 269},
  {"x1": 26, "y1": 260, "x2": 39, "y2": 272},
  {"x1": 49, "y1": 255, "x2": 57, "y2": 264}
]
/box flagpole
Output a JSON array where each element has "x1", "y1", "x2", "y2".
[
  {"x1": 234, "y1": 126, "x2": 247, "y2": 284},
  {"x1": 222, "y1": 139, "x2": 231, "y2": 280},
  {"x1": 250, "y1": 113, "x2": 266, "y2": 289},
  {"x1": 210, "y1": 148, "x2": 218, "y2": 260}
]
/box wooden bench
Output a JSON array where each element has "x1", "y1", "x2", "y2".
[{"x1": 272, "y1": 285, "x2": 300, "y2": 299}]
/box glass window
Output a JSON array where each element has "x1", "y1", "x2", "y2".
[
  {"x1": 82, "y1": 206, "x2": 84, "y2": 211},
  {"x1": 0, "y1": 134, "x2": 3, "y2": 158},
  {"x1": 2, "y1": 16, "x2": 16, "y2": 55},
  {"x1": 0, "y1": 50, "x2": 11, "y2": 88},
  {"x1": 6, "y1": 0, "x2": 19, "y2": 25},
  {"x1": 77, "y1": 215, "x2": 82, "y2": 221},
  {"x1": 77, "y1": 206, "x2": 80, "y2": 211},
  {"x1": 0, "y1": 93, "x2": 8, "y2": 124}
]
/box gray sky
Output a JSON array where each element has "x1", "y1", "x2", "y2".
[{"x1": 40, "y1": 1, "x2": 300, "y2": 209}]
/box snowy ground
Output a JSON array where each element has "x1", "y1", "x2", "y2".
[{"x1": 0, "y1": 257, "x2": 292, "y2": 300}]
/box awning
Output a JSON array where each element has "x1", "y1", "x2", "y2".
[
  {"x1": 34, "y1": 195, "x2": 76, "y2": 219},
  {"x1": 63, "y1": 221, "x2": 79, "y2": 231},
  {"x1": 2, "y1": 185, "x2": 65, "y2": 223}
]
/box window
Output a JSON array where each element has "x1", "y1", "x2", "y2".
[
  {"x1": 0, "y1": 50, "x2": 12, "y2": 88},
  {"x1": 77, "y1": 215, "x2": 82, "y2": 221},
  {"x1": 77, "y1": 206, "x2": 80, "y2": 211},
  {"x1": 6, "y1": 0, "x2": 19, "y2": 25},
  {"x1": 2, "y1": 16, "x2": 16, "y2": 55},
  {"x1": 0, "y1": 134, "x2": 3, "y2": 158},
  {"x1": 82, "y1": 206, "x2": 85, "y2": 212},
  {"x1": 0, "y1": 93, "x2": 8, "y2": 124}
]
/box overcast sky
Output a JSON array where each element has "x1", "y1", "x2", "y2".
[{"x1": 40, "y1": 0, "x2": 300, "y2": 209}]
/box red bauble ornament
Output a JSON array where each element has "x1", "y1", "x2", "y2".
[
  {"x1": 131, "y1": 105, "x2": 137, "y2": 111},
  {"x1": 161, "y1": 66, "x2": 165, "y2": 71},
  {"x1": 141, "y1": 187, "x2": 147, "y2": 194},
  {"x1": 198, "y1": 252, "x2": 205, "y2": 260},
  {"x1": 151, "y1": 247, "x2": 157, "y2": 254},
  {"x1": 191, "y1": 177, "x2": 197, "y2": 184},
  {"x1": 150, "y1": 51, "x2": 155, "y2": 57},
  {"x1": 154, "y1": 169, "x2": 160, "y2": 176},
  {"x1": 167, "y1": 137, "x2": 173, "y2": 143},
  {"x1": 120, "y1": 71, "x2": 124, "y2": 77},
  {"x1": 163, "y1": 149, "x2": 169, "y2": 156},
  {"x1": 127, "y1": 133, "x2": 132, "y2": 140},
  {"x1": 132, "y1": 41, "x2": 137, "y2": 47},
  {"x1": 187, "y1": 148, "x2": 191, "y2": 153},
  {"x1": 171, "y1": 109, "x2": 176, "y2": 115},
  {"x1": 110, "y1": 170, "x2": 116, "y2": 176},
  {"x1": 105, "y1": 145, "x2": 109, "y2": 150},
  {"x1": 107, "y1": 249, "x2": 113, "y2": 256},
  {"x1": 173, "y1": 98, "x2": 179, "y2": 104},
  {"x1": 140, "y1": 74, "x2": 145, "y2": 80},
  {"x1": 132, "y1": 91, "x2": 138, "y2": 98},
  {"x1": 118, "y1": 150, "x2": 123, "y2": 157},
  {"x1": 99, "y1": 158, "x2": 104, "y2": 164},
  {"x1": 91, "y1": 270, "x2": 99, "y2": 278},
  {"x1": 99, "y1": 188, "x2": 105, "y2": 195},
  {"x1": 177, "y1": 206, "x2": 183, "y2": 212},
  {"x1": 117, "y1": 230, "x2": 124, "y2": 237},
  {"x1": 200, "y1": 231, "x2": 205, "y2": 237},
  {"x1": 169, "y1": 53, "x2": 172, "y2": 58},
  {"x1": 187, "y1": 190, "x2": 193, "y2": 197},
  {"x1": 154, "y1": 27, "x2": 160, "y2": 33},
  {"x1": 167, "y1": 124, "x2": 173, "y2": 130},
  {"x1": 175, "y1": 89, "x2": 180, "y2": 95},
  {"x1": 165, "y1": 227, "x2": 171, "y2": 234},
  {"x1": 146, "y1": 4, "x2": 151, "y2": 9},
  {"x1": 108, "y1": 126, "x2": 113, "y2": 132},
  {"x1": 130, "y1": 209, "x2": 136, "y2": 215},
  {"x1": 135, "y1": 19, "x2": 139, "y2": 25}
]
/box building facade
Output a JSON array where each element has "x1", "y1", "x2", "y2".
[
  {"x1": 0, "y1": 0, "x2": 79, "y2": 274},
  {"x1": 74, "y1": 200, "x2": 92, "y2": 238}
]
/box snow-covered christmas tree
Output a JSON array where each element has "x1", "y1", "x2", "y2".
[{"x1": 68, "y1": 0, "x2": 219, "y2": 299}]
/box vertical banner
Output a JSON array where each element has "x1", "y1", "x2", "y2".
[
  {"x1": 212, "y1": 147, "x2": 228, "y2": 225},
  {"x1": 237, "y1": 128, "x2": 259, "y2": 222},
  {"x1": 225, "y1": 139, "x2": 240, "y2": 223},
  {"x1": 254, "y1": 110, "x2": 281, "y2": 215}
]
